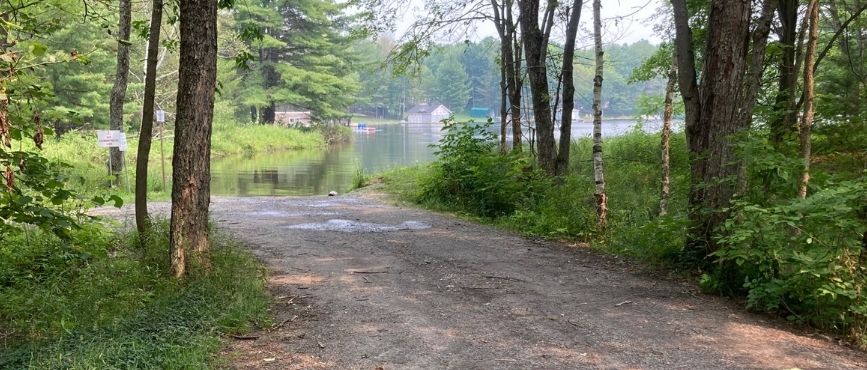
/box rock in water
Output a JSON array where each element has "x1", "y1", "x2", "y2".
[{"x1": 328, "y1": 191, "x2": 338, "y2": 197}]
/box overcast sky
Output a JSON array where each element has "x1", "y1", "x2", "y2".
[{"x1": 394, "y1": 0, "x2": 663, "y2": 46}]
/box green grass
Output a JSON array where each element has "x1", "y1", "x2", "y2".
[
  {"x1": 0, "y1": 220, "x2": 270, "y2": 369},
  {"x1": 22, "y1": 121, "x2": 327, "y2": 203}
]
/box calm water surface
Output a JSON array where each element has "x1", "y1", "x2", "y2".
[{"x1": 210, "y1": 119, "x2": 668, "y2": 196}]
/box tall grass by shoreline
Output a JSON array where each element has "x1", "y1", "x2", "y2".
[{"x1": 22, "y1": 121, "x2": 333, "y2": 201}]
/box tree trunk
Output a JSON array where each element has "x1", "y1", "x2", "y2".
[
  {"x1": 555, "y1": 0, "x2": 583, "y2": 176},
  {"x1": 495, "y1": 0, "x2": 523, "y2": 153},
  {"x1": 591, "y1": 0, "x2": 607, "y2": 228},
  {"x1": 509, "y1": 28, "x2": 523, "y2": 153},
  {"x1": 798, "y1": 0, "x2": 819, "y2": 199},
  {"x1": 109, "y1": 0, "x2": 132, "y2": 175},
  {"x1": 170, "y1": 0, "x2": 218, "y2": 278},
  {"x1": 519, "y1": 0, "x2": 556, "y2": 175},
  {"x1": 263, "y1": 102, "x2": 276, "y2": 124},
  {"x1": 660, "y1": 52, "x2": 677, "y2": 217},
  {"x1": 672, "y1": 0, "x2": 763, "y2": 261},
  {"x1": 493, "y1": 0, "x2": 509, "y2": 153},
  {"x1": 737, "y1": 0, "x2": 778, "y2": 195},
  {"x1": 134, "y1": 0, "x2": 163, "y2": 236},
  {"x1": 499, "y1": 49, "x2": 508, "y2": 153},
  {"x1": 769, "y1": 0, "x2": 799, "y2": 147}
]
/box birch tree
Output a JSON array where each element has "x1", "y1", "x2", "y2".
[
  {"x1": 591, "y1": 0, "x2": 607, "y2": 227},
  {"x1": 659, "y1": 52, "x2": 676, "y2": 217}
]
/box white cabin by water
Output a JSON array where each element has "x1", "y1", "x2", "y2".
[
  {"x1": 406, "y1": 103, "x2": 451, "y2": 124},
  {"x1": 274, "y1": 104, "x2": 313, "y2": 126}
]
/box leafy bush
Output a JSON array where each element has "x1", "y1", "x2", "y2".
[
  {"x1": 420, "y1": 119, "x2": 549, "y2": 218},
  {"x1": 714, "y1": 179, "x2": 867, "y2": 342}
]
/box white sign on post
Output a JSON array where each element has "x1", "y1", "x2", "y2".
[
  {"x1": 97, "y1": 130, "x2": 127, "y2": 150},
  {"x1": 156, "y1": 110, "x2": 166, "y2": 123},
  {"x1": 117, "y1": 134, "x2": 128, "y2": 152}
]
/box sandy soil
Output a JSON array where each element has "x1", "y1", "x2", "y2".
[{"x1": 105, "y1": 194, "x2": 867, "y2": 369}]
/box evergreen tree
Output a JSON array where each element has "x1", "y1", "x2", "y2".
[
  {"x1": 431, "y1": 54, "x2": 470, "y2": 113},
  {"x1": 233, "y1": 0, "x2": 361, "y2": 122}
]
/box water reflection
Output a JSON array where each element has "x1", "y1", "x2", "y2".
[
  {"x1": 211, "y1": 124, "x2": 443, "y2": 196},
  {"x1": 210, "y1": 120, "x2": 669, "y2": 196}
]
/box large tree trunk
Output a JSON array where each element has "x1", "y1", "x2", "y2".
[
  {"x1": 591, "y1": 0, "x2": 607, "y2": 228},
  {"x1": 170, "y1": 0, "x2": 218, "y2": 278},
  {"x1": 672, "y1": 0, "x2": 765, "y2": 261},
  {"x1": 519, "y1": 0, "x2": 556, "y2": 175},
  {"x1": 769, "y1": 0, "x2": 799, "y2": 147},
  {"x1": 134, "y1": 0, "x2": 163, "y2": 236},
  {"x1": 660, "y1": 51, "x2": 677, "y2": 217},
  {"x1": 554, "y1": 0, "x2": 583, "y2": 176},
  {"x1": 109, "y1": 0, "x2": 132, "y2": 175},
  {"x1": 798, "y1": 0, "x2": 819, "y2": 199}
]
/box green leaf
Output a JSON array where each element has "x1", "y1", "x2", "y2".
[
  {"x1": 29, "y1": 42, "x2": 48, "y2": 57},
  {"x1": 109, "y1": 195, "x2": 124, "y2": 208}
]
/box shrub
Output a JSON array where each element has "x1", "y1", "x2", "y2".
[
  {"x1": 714, "y1": 179, "x2": 867, "y2": 342},
  {"x1": 419, "y1": 119, "x2": 548, "y2": 218}
]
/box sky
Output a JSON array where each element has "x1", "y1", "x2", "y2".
[{"x1": 393, "y1": 0, "x2": 663, "y2": 46}]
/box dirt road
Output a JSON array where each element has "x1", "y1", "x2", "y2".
[{"x1": 125, "y1": 195, "x2": 867, "y2": 369}]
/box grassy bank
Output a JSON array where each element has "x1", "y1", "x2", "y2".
[
  {"x1": 27, "y1": 121, "x2": 331, "y2": 201},
  {"x1": 371, "y1": 121, "x2": 867, "y2": 345},
  {"x1": 0, "y1": 220, "x2": 270, "y2": 368}
]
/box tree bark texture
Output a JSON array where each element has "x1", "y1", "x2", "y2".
[
  {"x1": 591, "y1": 0, "x2": 607, "y2": 228},
  {"x1": 519, "y1": 0, "x2": 556, "y2": 174},
  {"x1": 798, "y1": 0, "x2": 819, "y2": 199},
  {"x1": 170, "y1": 0, "x2": 218, "y2": 278},
  {"x1": 736, "y1": 0, "x2": 778, "y2": 196},
  {"x1": 509, "y1": 27, "x2": 523, "y2": 153},
  {"x1": 554, "y1": 0, "x2": 583, "y2": 176},
  {"x1": 135, "y1": 0, "x2": 163, "y2": 236},
  {"x1": 499, "y1": 49, "x2": 508, "y2": 153},
  {"x1": 493, "y1": 0, "x2": 521, "y2": 153},
  {"x1": 660, "y1": 52, "x2": 676, "y2": 217},
  {"x1": 672, "y1": 0, "x2": 764, "y2": 261},
  {"x1": 769, "y1": 0, "x2": 799, "y2": 147},
  {"x1": 109, "y1": 0, "x2": 132, "y2": 174}
]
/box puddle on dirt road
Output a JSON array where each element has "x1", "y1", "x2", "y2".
[
  {"x1": 247, "y1": 210, "x2": 340, "y2": 217},
  {"x1": 288, "y1": 219, "x2": 431, "y2": 233}
]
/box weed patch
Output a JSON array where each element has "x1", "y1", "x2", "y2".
[{"x1": 0, "y1": 220, "x2": 270, "y2": 368}]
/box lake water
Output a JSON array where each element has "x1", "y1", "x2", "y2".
[{"x1": 210, "y1": 119, "x2": 669, "y2": 196}]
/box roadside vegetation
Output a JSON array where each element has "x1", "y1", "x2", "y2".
[
  {"x1": 373, "y1": 117, "x2": 867, "y2": 346},
  {"x1": 0, "y1": 220, "x2": 270, "y2": 368}
]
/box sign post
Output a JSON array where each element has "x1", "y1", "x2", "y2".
[
  {"x1": 156, "y1": 109, "x2": 166, "y2": 191},
  {"x1": 96, "y1": 130, "x2": 127, "y2": 189}
]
